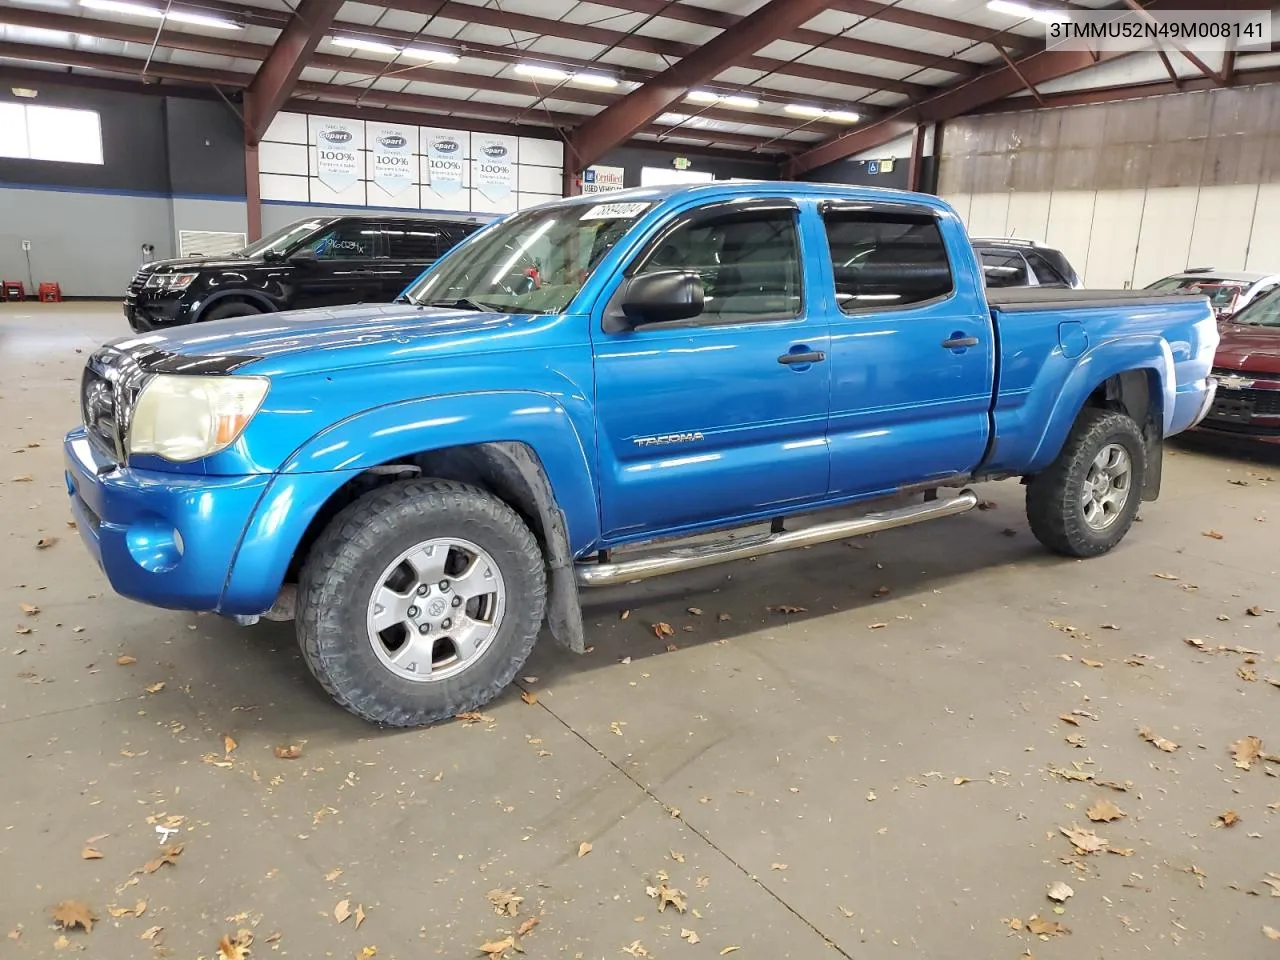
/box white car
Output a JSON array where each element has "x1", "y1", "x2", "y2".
[{"x1": 1145, "y1": 268, "x2": 1280, "y2": 320}]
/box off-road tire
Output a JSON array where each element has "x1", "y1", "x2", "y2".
[
  {"x1": 297, "y1": 479, "x2": 546, "y2": 726},
  {"x1": 1026, "y1": 409, "x2": 1146, "y2": 558},
  {"x1": 202, "y1": 301, "x2": 262, "y2": 322}
]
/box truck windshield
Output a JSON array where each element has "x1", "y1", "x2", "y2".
[
  {"x1": 404, "y1": 202, "x2": 651, "y2": 314},
  {"x1": 1147, "y1": 276, "x2": 1246, "y2": 311},
  {"x1": 239, "y1": 219, "x2": 334, "y2": 259},
  {"x1": 1232, "y1": 288, "x2": 1280, "y2": 327}
]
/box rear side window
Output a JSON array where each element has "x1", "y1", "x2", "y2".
[
  {"x1": 1026, "y1": 251, "x2": 1068, "y2": 286},
  {"x1": 384, "y1": 222, "x2": 451, "y2": 261},
  {"x1": 980, "y1": 249, "x2": 1031, "y2": 288},
  {"x1": 824, "y1": 210, "x2": 953, "y2": 312}
]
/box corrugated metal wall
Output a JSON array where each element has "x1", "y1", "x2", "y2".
[{"x1": 937, "y1": 83, "x2": 1280, "y2": 288}]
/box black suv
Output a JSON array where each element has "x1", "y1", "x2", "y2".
[
  {"x1": 123, "y1": 213, "x2": 484, "y2": 331},
  {"x1": 971, "y1": 238, "x2": 1081, "y2": 289}
]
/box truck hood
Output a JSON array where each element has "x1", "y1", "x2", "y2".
[
  {"x1": 1215, "y1": 322, "x2": 1280, "y2": 376},
  {"x1": 111, "y1": 302, "x2": 536, "y2": 373}
]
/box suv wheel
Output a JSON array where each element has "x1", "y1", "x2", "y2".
[
  {"x1": 203, "y1": 301, "x2": 262, "y2": 322},
  {"x1": 297, "y1": 479, "x2": 547, "y2": 726}
]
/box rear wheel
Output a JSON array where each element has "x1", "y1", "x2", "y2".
[
  {"x1": 297, "y1": 479, "x2": 546, "y2": 726},
  {"x1": 202, "y1": 301, "x2": 262, "y2": 322},
  {"x1": 1026, "y1": 409, "x2": 1145, "y2": 558}
]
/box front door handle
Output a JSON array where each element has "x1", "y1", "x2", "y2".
[
  {"x1": 778, "y1": 351, "x2": 826, "y2": 365},
  {"x1": 941, "y1": 335, "x2": 979, "y2": 349}
]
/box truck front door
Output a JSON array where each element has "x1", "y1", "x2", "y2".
[
  {"x1": 819, "y1": 201, "x2": 994, "y2": 496},
  {"x1": 592, "y1": 199, "x2": 831, "y2": 541}
]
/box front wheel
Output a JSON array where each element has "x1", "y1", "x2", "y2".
[
  {"x1": 1026, "y1": 409, "x2": 1146, "y2": 558},
  {"x1": 297, "y1": 479, "x2": 547, "y2": 726}
]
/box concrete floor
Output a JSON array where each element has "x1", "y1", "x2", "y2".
[{"x1": 2, "y1": 302, "x2": 1279, "y2": 959}]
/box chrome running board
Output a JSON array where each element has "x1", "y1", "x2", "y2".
[{"x1": 575, "y1": 489, "x2": 979, "y2": 588}]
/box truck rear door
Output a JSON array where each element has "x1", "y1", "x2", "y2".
[
  {"x1": 592, "y1": 198, "x2": 831, "y2": 540},
  {"x1": 818, "y1": 200, "x2": 994, "y2": 496}
]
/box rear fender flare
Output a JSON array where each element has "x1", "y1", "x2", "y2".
[{"x1": 1027, "y1": 337, "x2": 1173, "y2": 474}]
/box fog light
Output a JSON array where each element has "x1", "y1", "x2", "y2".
[{"x1": 125, "y1": 516, "x2": 184, "y2": 573}]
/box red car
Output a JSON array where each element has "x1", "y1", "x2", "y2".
[{"x1": 1199, "y1": 287, "x2": 1280, "y2": 443}]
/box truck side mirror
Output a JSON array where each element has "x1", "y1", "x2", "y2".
[{"x1": 606, "y1": 270, "x2": 704, "y2": 332}]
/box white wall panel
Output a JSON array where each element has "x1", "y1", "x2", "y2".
[
  {"x1": 1187, "y1": 184, "x2": 1259, "y2": 272},
  {"x1": 258, "y1": 140, "x2": 307, "y2": 176},
  {"x1": 259, "y1": 173, "x2": 309, "y2": 203},
  {"x1": 1131, "y1": 186, "x2": 1198, "y2": 287},
  {"x1": 517, "y1": 192, "x2": 558, "y2": 210},
  {"x1": 1245, "y1": 184, "x2": 1280, "y2": 271},
  {"x1": 420, "y1": 185, "x2": 471, "y2": 212},
  {"x1": 518, "y1": 164, "x2": 560, "y2": 194},
  {"x1": 965, "y1": 192, "x2": 1010, "y2": 238},
  {"x1": 1004, "y1": 191, "x2": 1052, "y2": 244},
  {"x1": 518, "y1": 136, "x2": 563, "y2": 167},
  {"x1": 1044, "y1": 191, "x2": 1096, "y2": 279},
  {"x1": 471, "y1": 189, "x2": 519, "y2": 215},
  {"x1": 940, "y1": 193, "x2": 971, "y2": 226},
  {"x1": 262, "y1": 111, "x2": 308, "y2": 144},
  {"x1": 1082, "y1": 189, "x2": 1145, "y2": 289}
]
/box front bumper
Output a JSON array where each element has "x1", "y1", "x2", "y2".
[
  {"x1": 123, "y1": 297, "x2": 190, "y2": 333},
  {"x1": 64, "y1": 430, "x2": 271, "y2": 612}
]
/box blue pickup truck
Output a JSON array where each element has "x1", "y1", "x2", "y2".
[{"x1": 65, "y1": 182, "x2": 1219, "y2": 725}]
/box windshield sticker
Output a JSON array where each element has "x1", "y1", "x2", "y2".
[{"x1": 581, "y1": 202, "x2": 650, "y2": 220}]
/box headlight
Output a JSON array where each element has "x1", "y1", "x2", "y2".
[
  {"x1": 128, "y1": 375, "x2": 269, "y2": 462},
  {"x1": 145, "y1": 274, "x2": 165, "y2": 288},
  {"x1": 167, "y1": 273, "x2": 200, "y2": 291}
]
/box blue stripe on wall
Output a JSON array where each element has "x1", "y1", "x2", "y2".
[{"x1": 0, "y1": 181, "x2": 246, "y2": 202}]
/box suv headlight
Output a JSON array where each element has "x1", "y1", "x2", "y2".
[
  {"x1": 128, "y1": 375, "x2": 269, "y2": 462},
  {"x1": 166, "y1": 273, "x2": 200, "y2": 291}
]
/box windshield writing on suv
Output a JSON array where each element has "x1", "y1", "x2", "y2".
[
  {"x1": 239, "y1": 219, "x2": 333, "y2": 259},
  {"x1": 404, "y1": 202, "x2": 651, "y2": 314}
]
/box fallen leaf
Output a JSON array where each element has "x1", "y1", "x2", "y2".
[
  {"x1": 1218, "y1": 810, "x2": 1240, "y2": 827},
  {"x1": 770, "y1": 862, "x2": 788, "y2": 871},
  {"x1": 1263, "y1": 874, "x2": 1280, "y2": 897},
  {"x1": 216, "y1": 931, "x2": 252, "y2": 960},
  {"x1": 1046, "y1": 881, "x2": 1074, "y2": 902},
  {"x1": 717, "y1": 612, "x2": 731, "y2": 622},
  {"x1": 140, "y1": 926, "x2": 162, "y2": 941},
  {"x1": 1202, "y1": 530, "x2": 1225, "y2": 540},
  {"x1": 1100, "y1": 623, "x2": 1120, "y2": 630},
  {"x1": 1108, "y1": 847, "x2": 1135, "y2": 856},
  {"x1": 681, "y1": 928, "x2": 700, "y2": 944},
  {"x1": 1239, "y1": 665, "x2": 1258, "y2": 682},
  {"x1": 36, "y1": 537, "x2": 58, "y2": 549},
  {"x1": 1086, "y1": 798, "x2": 1126, "y2": 823},
  {"x1": 356, "y1": 949, "x2": 376, "y2": 960},
  {"x1": 1154, "y1": 572, "x2": 1179, "y2": 580},
  {"x1": 1048, "y1": 765, "x2": 1093, "y2": 783},
  {"x1": 80, "y1": 847, "x2": 103, "y2": 860},
  {"x1": 652, "y1": 622, "x2": 675, "y2": 639},
  {"x1": 687, "y1": 607, "x2": 703, "y2": 616},
  {"x1": 14, "y1": 625, "x2": 30, "y2": 636},
  {"x1": 480, "y1": 936, "x2": 515, "y2": 956},
  {"x1": 223, "y1": 734, "x2": 237, "y2": 758},
  {"x1": 354, "y1": 904, "x2": 365, "y2": 929},
  {"x1": 719, "y1": 947, "x2": 741, "y2": 956},
  {"x1": 1059, "y1": 824, "x2": 1108, "y2": 855},
  {"x1": 144, "y1": 682, "x2": 165, "y2": 694},
  {"x1": 1233, "y1": 736, "x2": 1264, "y2": 770},
  {"x1": 1080, "y1": 659, "x2": 1105, "y2": 669},
  {"x1": 50, "y1": 900, "x2": 97, "y2": 933},
  {"x1": 866, "y1": 789, "x2": 876, "y2": 801},
  {"x1": 11, "y1": 475, "x2": 33, "y2": 482},
  {"x1": 1065, "y1": 734, "x2": 1087, "y2": 748},
  {"x1": 516, "y1": 916, "x2": 540, "y2": 937},
  {"x1": 954, "y1": 777, "x2": 972, "y2": 785},
  {"x1": 325, "y1": 867, "x2": 342, "y2": 882},
  {"x1": 647, "y1": 882, "x2": 687, "y2": 913},
  {"x1": 871, "y1": 586, "x2": 891, "y2": 598},
  {"x1": 622, "y1": 941, "x2": 650, "y2": 958},
  {"x1": 520, "y1": 690, "x2": 538, "y2": 706},
  {"x1": 116, "y1": 655, "x2": 136, "y2": 666},
  {"x1": 1229, "y1": 478, "x2": 1250, "y2": 486},
  {"x1": 977, "y1": 499, "x2": 997, "y2": 510},
  {"x1": 138, "y1": 843, "x2": 184, "y2": 875},
  {"x1": 1247, "y1": 606, "x2": 1264, "y2": 617},
  {"x1": 20, "y1": 603, "x2": 38, "y2": 615},
  {"x1": 134, "y1": 900, "x2": 147, "y2": 917},
  {"x1": 1059, "y1": 713, "x2": 1080, "y2": 726},
  {"x1": 767, "y1": 604, "x2": 806, "y2": 614},
  {"x1": 1001, "y1": 527, "x2": 1018, "y2": 536},
  {"x1": 455, "y1": 711, "x2": 494, "y2": 724},
  {"x1": 274, "y1": 744, "x2": 302, "y2": 760},
  {"x1": 53, "y1": 935, "x2": 69, "y2": 950},
  {"x1": 670, "y1": 849, "x2": 685, "y2": 862},
  {"x1": 610, "y1": 721, "x2": 625, "y2": 736},
  {"x1": 1265, "y1": 926, "x2": 1280, "y2": 941},
  {"x1": 1139, "y1": 725, "x2": 1178, "y2": 752},
  {"x1": 619, "y1": 609, "x2": 630, "y2": 620},
  {"x1": 578, "y1": 841, "x2": 592, "y2": 858},
  {"x1": 1027, "y1": 916, "x2": 1070, "y2": 937},
  {"x1": 334, "y1": 899, "x2": 351, "y2": 924},
  {"x1": 486, "y1": 888, "x2": 523, "y2": 917},
  {"x1": 868, "y1": 622, "x2": 888, "y2": 630}
]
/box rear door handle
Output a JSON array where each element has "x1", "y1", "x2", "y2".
[
  {"x1": 941, "y1": 335, "x2": 979, "y2": 349},
  {"x1": 778, "y1": 351, "x2": 826, "y2": 365}
]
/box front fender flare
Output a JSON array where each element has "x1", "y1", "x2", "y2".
[{"x1": 218, "y1": 391, "x2": 600, "y2": 616}]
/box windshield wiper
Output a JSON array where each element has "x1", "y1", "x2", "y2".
[{"x1": 423, "y1": 297, "x2": 506, "y2": 313}]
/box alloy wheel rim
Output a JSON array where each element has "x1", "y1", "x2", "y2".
[
  {"x1": 1081, "y1": 443, "x2": 1132, "y2": 531},
  {"x1": 365, "y1": 537, "x2": 506, "y2": 682}
]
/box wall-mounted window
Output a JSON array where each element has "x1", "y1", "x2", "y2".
[{"x1": 0, "y1": 104, "x2": 104, "y2": 165}]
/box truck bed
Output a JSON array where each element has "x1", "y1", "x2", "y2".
[{"x1": 987, "y1": 287, "x2": 1208, "y2": 313}]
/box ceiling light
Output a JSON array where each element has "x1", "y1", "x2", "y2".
[
  {"x1": 721, "y1": 94, "x2": 759, "y2": 109},
  {"x1": 330, "y1": 36, "x2": 399, "y2": 55},
  {"x1": 986, "y1": 0, "x2": 1070, "y2": 25},
  {"x1": 400, "y1": 46, "x2": 460, "y2": 63},
  {"x1": 784, "y1": 103, "x2": 826, "y2": 118},
  {"x1": 573, "y1": 72, "x2": 618, "y2": 88},
  {"x1": 686, "y1": 90, "x2": 720, "y2": 104},
  {"x1": 826, "y1": 110, "x2": 860, "y2": 123},
  {"x1": 514, "y1": 63, "x2": 570, "y2": 81},
  {"x1": 79, "y1": 0, "x2": 239, "y2": 28},
  {"x1": 11, "y1": 87, "x2": 38, "y2": 98}
]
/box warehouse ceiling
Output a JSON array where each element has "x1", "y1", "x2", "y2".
[{"x1": 0, "y1": 0, "x2": 1278, "y2": 173}]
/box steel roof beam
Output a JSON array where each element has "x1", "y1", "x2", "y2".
[{"x1": 244, "y1": 0, "x2": 342, "y2": 143}]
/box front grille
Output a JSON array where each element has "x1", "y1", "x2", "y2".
[
  {"x1": 79, "y1": 346, "x2": 148, "y2": 462},
  {"x1": 124, "y1": 268, "x2": 149, "y2": 308}
]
